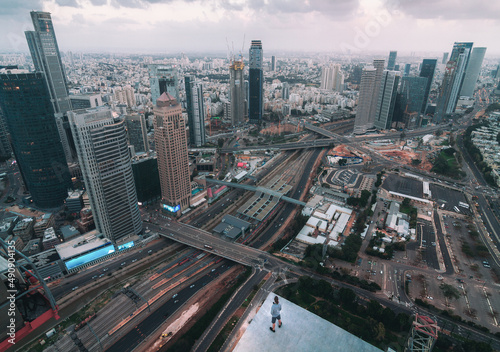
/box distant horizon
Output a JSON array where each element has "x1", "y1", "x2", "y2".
[
  {"x1": 2, "y1": 49, "x2": 499, "y2": 62},
  {"x1": 1, "y1": 0, "x2": 499, "y2": 58}
]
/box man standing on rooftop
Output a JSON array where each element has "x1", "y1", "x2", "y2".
[{"x1": 270, "y1": 296, "x2": 282, "y2": 332}]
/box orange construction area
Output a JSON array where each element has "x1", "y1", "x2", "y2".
[
  {"x1": 380, "y1": 149, "x2": 433, "y2": 171},
  {"x1": 328, "y1": 144, "x2": 356, "y2": 157},
  {"x1": 260, "y1": 122, "x2": 299, "y2": 135}
]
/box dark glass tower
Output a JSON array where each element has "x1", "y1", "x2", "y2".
[
  {"x1": 387, "y1": 51, "x2": 397, "y2": 70},
  {"x1": 25, "y1": 11, "x2": 71, "y2": 114},
  {"x1": 0, "y1": 71, "x2": 72, "y2": 208},
  {"x1": 248, "y1": 40, "x2": 263, "y2": 125},
  {"x1": 185, "y1": 75, "x2": 206, "y2": 147},
  {"x1": 419, "y1": 59, "x2": 437, "y2": 113}
]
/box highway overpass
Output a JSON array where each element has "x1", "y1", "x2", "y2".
[
  {"x1": 220, "y1": 138, "x2": 335, "y2": 153},
  {"x1": 155, "y1": 228, "x2": 269, "y2": 267}
]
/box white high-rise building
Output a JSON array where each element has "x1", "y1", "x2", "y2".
[
  {"x1": 320, "y1": 64, "x2": 343, "y2": 92},
  {"x1": 354, "y1": 66, "x2": 377, "y2": 134},
  {"x1": 69, "y1": 107, "x2": 142, "y2": 243}
]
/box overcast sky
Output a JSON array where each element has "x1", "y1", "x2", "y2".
[{"x1": 1, "y1": 0, "x2": 499, "y2": 57}]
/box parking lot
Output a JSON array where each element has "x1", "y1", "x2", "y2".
[
  {"x1": 383, "y1": 174, "x2": 423, "y2": 198},
  {"x1": 430, "y1": 184, "x2": 471, "y2": 216}
]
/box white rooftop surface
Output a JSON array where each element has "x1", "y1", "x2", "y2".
[
  {"x1": 234, "y1": 294, "x2": 383, "y2": 352},
  {"x1": 305, "y1": 216, "x2": 323, "y2": 229},
  {"x1": 55, "y1": 230, "x2": 108, "y2": 260},
  {"x1": 296, "y1": 225, "x2": 325, "y2": 245}
]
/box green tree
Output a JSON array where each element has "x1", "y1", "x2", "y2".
[
  {"x1": 372, "y1": 321, "x2": 386, "y2": 341},
  {"x1": 411, "y1": 159, "x2": 421, "y2": 166},
  {"x1": 217, "y1": 138, "x2": 224, "y2": 148},
  {"x1": 338, "y1": 158, "x2": 347, "y2": 166},
  {"x1": 440, "y1": 283, "x2": 460, "y2": 302}
]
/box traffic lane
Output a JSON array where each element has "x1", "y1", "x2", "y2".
[
  {"x1": 433, "y1": 211, "x2": 454, "y2": 275},
  {"x1": 105, "y1": 263, "x2": 231, "y2": 352},
  {"x1": 52, "y1": 240, "x2": 171, "y2": 299},
  {"x1": 193, "y1": 269, "x2": 268, "y2": 351},
  {"x1": 151, "y1": 223, "x2": 267, "y2": 265}
]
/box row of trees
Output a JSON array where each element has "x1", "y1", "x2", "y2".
[{"x1": 278, "y1": 277, "x2": 411, "y2": 348}]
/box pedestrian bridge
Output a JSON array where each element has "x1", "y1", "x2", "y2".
[{"x1": 206, "y1": 179, "x2": 306, "y2": 206}]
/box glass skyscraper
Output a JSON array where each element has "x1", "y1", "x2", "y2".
[
  {"x1": 387, "y1": 51, "x2": 397, "y2": 71},
  {"x1": 435, "y1": 42, "x2": 473, "y2": 122},
  {"x1": 248, "y1": 40, "x2": 263, "y2": 125},
  {"x1": 148, "y1": 65, "x2": 179, "y2": 105},
  {"x1": 0, "y1": 70, "x2": 71, "y2": 208},
  {"x1": 419, "y1": 59, "x2": 437, "y2": 113},
  {"x1": 185, "y1": 75, "x2": 206, "y2": 147},
  {"x1": 400, "y1": 76, "x2": 428, "y2": 114},
  {"x1": 460, "y1": 47, "x2": 487, "y2": 98},
  {"x1": 25, "y1": 11, "x2": 71, "y2": 114},
  {"x1": 374, "y1": 70, "x2": 400, "y2": 130}
]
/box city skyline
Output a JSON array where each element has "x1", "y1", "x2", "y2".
[{"x1": 1, "y1": 0, "x2": 499, "y2": 56}]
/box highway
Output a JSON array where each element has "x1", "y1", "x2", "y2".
[{"x1": 105, "y1": 263, "x2": 232, "y2": 352}]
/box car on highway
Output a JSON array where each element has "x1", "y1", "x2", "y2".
[
  {"x1": 132, "y1": 259, "x2": 137, "y2": 263},
  {"x1": 172, "y1": 294, "x2": 178, "y2": 298},
  {"x1": 190, "y1": 284, "x2": 195, "y2": 288},
  {"x1": 72, "y1": 286, "x2": 79, "y2": 291},
  {"x1": 92, "y1": 275, "x2": 98, "y2": 279},
  {"x1": 103, "y1": 268, "x2": 108, "y2": 272},
  {"x1": 121, "y1": 262, "x2": 126, "y2": 266},
  {"x1": 148, "y1": 250, "x2": 152, "y2": 254},
  {"x1": 174, "y1": 300, "x2": 179, "y2": 304},
  {"x1": 99, "y1": 274, "x2": 105, "y2": 278},
  {"x1": 483, "y1": 260, "x2": 491, "y2": 268}
]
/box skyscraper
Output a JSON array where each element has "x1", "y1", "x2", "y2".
[
  {"x1": 320, "y1": 64, "x2": 343, "y2": 91},
  {"x1": 185, "y1": 75, "x2": 206, "y2": 147},
  {"x1": 230, "y1": 59, "x2": 246, "y2": 126},
  {"x1": 404, "y1": 64, "x2": 411, "y2": 76},
  {"x1": 149, "y1": 64, "x2": 179, "y2": 105},
  {"x1": 374, "y1": 71, "x2": 400, "y2": 130},
  {"x1": 271, "y1": 56, "x2": 276, "y2": 71},
  {"x1": 153, "y1": 93, "x2": 191, "y2": 216},
  {"x1": 26, "y1": 11, "x2": 74, "y2": 164},
  {"x1": 248, "y1": 40, "x2": 263, "y2": 124},
  {"x1": 435, "y1": 61, "x2": 457, "y2": 122},
  {"x1": 369, "y1": 59, "x2": 386, "y2": 124},
  {"x1": 69, "y1": 107, "x2": 142, "y2": 243},
  {"x1": 435, "y1": 42, "x2": 473, "y2": 121},
  {"x1": 25, "y1": 11, "x2": 71, "y2": 114},
  {"x1": 442, "y1": 52, "x2": 449, "y2": 65},
  {"x1": 419, "y1": 59, "x2": 437, "y2": 113},
  {"x1": 460, "y1": 47, "x2": 487, "y2": 97},
  {"x1": 387, "y1": 51, "x2": 397, "y2": 70},
  {"x1": 0, "y1": 112, "x2": 12, "y2": 160},
  {"x1": 0, "y1": 70, "x2": 71, "y2": 208},
  {"x1": 354, "y1": 66, "x2": 377, "y2": 134},
  {"x1": 399, "y1": 76, "x2": 428, "y2": 114},
  {"x1": 125, "y1": 114, "x2": 149, "y2": 155}
]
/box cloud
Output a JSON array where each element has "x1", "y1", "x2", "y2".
[
  {"x1": 0, "y1": 0, "x2": 43, "y2": 15},
  {"x1": 55, "y1": 0, "x2": 80, "y2": 7},
  {"x1": 385, "y1": 0, "x2": 500, "y2": 20}
]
